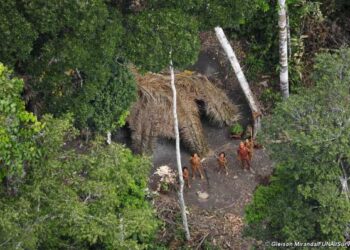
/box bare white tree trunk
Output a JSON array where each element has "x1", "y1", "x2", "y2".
[
  {"x1": 339, "y1": 177, "x2": 349, "y2": 202},
  {"x1": 170, "y1": 57, "x2": 190, "y2": 240},
  {"x1": 286, "y1": 9, "x2": 292, "y2": 60},
  {"x1": 279, "y1": 0, "x2": 289, "y2": 98},
  {"x1": 106, "y1": 131, "x2": 112, "y2": 145},
  {"x1": 214, "y1": 27, "x2": 261, "y2": 137},
  {"x1": 340, "y1": 160, "x2": 349, "y2": 202}
]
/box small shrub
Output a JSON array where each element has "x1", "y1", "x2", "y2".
[{"x1": 230, "y1": 123, "x2": 244, "y2": 135}]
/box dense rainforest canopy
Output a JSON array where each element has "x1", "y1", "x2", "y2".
[
  {"x1": 245, "y1": 49, "x2": 350, "y2": 244},
  {"x1": 0, "y1": 0, "x2": 268, "y2": 248},
  {"x1": 0, "y1": 64, "x2": 158, "y2": 249},
  {"x1": 0, "y1": 0, "x2": 267, "y2": 132},
  {"x1": 1, "y1": 0, "x2": 350, "y2": 249}
]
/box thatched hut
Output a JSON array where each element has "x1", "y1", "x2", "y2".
[{"x1": 128, "y1": 70, "x2": 240, "y2": 155}]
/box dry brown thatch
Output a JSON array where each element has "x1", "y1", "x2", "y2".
[{"x1": 128, "y1": 70, "x2": 240, "y2": 155}]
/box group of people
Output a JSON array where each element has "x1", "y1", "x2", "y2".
[{"x1": 182, "y1": 139, "x2": 254, "y2": 188}]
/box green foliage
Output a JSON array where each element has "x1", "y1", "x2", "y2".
[
  {"x1": 238, "y1": 0, "x2": 323, "y2": 83},
  {"x1": 0, "y1": 0, "x2": 275, "y2": 134},
  {"x1": 0, "y1": 65, "x2": 159, "y2": 248},
  {"x1": 121, "y1": 0, "x2": 269, "y2": 72},
  {"x1": 0, "y1": 63, "x2": 42, "y2": 180},
  {"x1": 147, "y1": 0, "x2": 269, "y2": 30},
  {"x1": 0, "y1": 68, "x2": 157, "y2": 248},
  {"x1": 0, "y1": 115, "x2": 159, "y2": 249},
  {"x1": 117, "y1": 110, "x2": 130, "y2": 128},
  {"x1": 123, "y1": 9, "x2": 200, "y2": 72},
  {"x1": 260, "y1": 88, "x2": 282, "y2": 107},
  {"x1": 236, "y1": 1, "x2": 278, "y2": 80},
  {"x1": 0, "y1": 0, "x2": 37, "y2": 65},
  {"x1": 160, "y1": 181, "x2": 170, "y2": 193},
  {"x1": 73, "y1": 62, "x2": 137, "y2": 132},
  {"x1": 245, "y1": 49, "x2": 350, "y2": 244},
  {"x1": 230, "y1": 123, "x2": 244, "y2": 135},
  {"x1": 0, "y1": 0, "x2": 136, "y2": 133},
  {"x1": 27, "y1": 3, "x2": 128, "y2": 132}
]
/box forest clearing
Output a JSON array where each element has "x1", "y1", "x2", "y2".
[
  {"x1": 119, "y1": 30, "x2": 267, "y2": 248},
  {"x1": 145, "y1": 36, "x2": 273, "y2": 248},
  {"x1": 151, "y1": 128, "x2": 273, "y2": 249},
  {"x1": 1, "y1": 1, "x2": 350, "y2": 249}
]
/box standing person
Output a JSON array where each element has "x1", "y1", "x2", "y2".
[
  {"x1": 182, "y1": 166, "x2": 191, "y2": 188},
  {"x1": 237, "y1": 141, "x2": 251, "y2": 171},
  {"x1": 245, "y1": 139, "x2": 254, "y2": 161},
  {"x1": 217, "y1": 152, "x2": 228, "y2": 175},
  {"x1": 190, "y1": 153, "x2": 204, "y2": 180}
]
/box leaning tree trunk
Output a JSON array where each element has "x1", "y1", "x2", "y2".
[
  {"x1": 214, "y1": 27, "x2": 261, "y2": 138},
  {"x1": 279, "y1": 0, "x2": 289, "y2": 98},
  {"x1": 170, "y1": 56, "x2": 191, "y2": 240}
]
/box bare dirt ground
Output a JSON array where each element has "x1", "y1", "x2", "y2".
[{"x1": 150, "y1": 33, "x2": 274, "y2": 249}]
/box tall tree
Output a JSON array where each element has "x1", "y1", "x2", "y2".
[
  {"x1": 169, "y1": 54, "x2": 191, "y2": 240},
  {"x1": 278, "y1": 0, "x2": 289, "y2": 98},
  {"x1": 215, "y1": 27, "x2": 261, "y2": 137}
]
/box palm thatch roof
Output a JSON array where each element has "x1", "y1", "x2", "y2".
[{"x1": 128, "y1": 70, "x2": 240, "y2": 155}]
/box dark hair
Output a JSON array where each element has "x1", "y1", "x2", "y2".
[
  {"x1": 183, "y1": 166, "x2": 188, "y2": 170},
  {"x1": 219, "y1": 152, "x2": 225, "y2": 157},
  {"x1": 191, "y1": 153, "x2": 199, "y2": 157}
]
